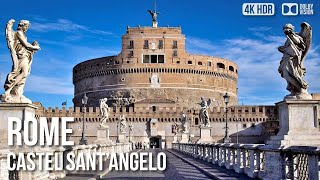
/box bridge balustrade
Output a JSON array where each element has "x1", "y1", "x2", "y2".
[{"x1": 172, "y1": 143, "x2": 320, "y2": 179}]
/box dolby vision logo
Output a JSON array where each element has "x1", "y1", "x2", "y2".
[{"x1": 282, "y1": 3, "x2": 298, "y2": 16}]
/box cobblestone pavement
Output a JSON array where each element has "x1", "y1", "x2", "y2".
[{"x1": 102, "y1": 148, "x2": 212, "y2": 180}]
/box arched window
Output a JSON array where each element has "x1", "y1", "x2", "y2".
[
  {"x1": 229, "y1": 66, "x2": 234, "y2": 72},
  {"x1": 195, "y1": 118, "x2": 199, "y2": 125},
  {"x1": 217, "y1": 63, "x2": 225, "y2": 69}
]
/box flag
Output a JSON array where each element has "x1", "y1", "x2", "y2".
[{"x1": 62, "y1": 101, "x2": 67, "y2": 106}]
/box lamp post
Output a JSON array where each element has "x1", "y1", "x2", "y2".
[
  {"x1": 129, "y1": 122, "x2": 133, "y2": 142},
  {"x1": 79, "y1": 93, "x2": 88, "y2": 145},
  {"x1": 223, "y1": 93, "x2": 231, "y2": 143}
]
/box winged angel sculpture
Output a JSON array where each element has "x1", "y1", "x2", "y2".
[
  {"x1": 99, "y1": 98, "x2": 109, "y2": 128},
  {"x1": 199, "y1": 97, "x2": 212, "y2": 127},
  {"x1": 1, "y1": 19, "x2": 40, "y2": 103},
  {"x1": 278, "y1": 22, "x2": 312, "y2": 100}
]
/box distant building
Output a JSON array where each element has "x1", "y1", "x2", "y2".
[{"x1": 36, "y1": 12, "x2": 300, "y2": 148}]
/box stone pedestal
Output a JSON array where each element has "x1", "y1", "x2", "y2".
[
  {"x1": 0, "y1": 103, "x2": 37, "y2": 148},
  {"x1": 152, "y1": 21, "x2": 158, "y2": 28},
  {"x1": 267, "y1": 100, "x2": 320, "y2": 147},
  {"x1": 179, "y1": 132, "x2": 189, "y2": 143},
  {"x1": 172, "y1": 135, "x2": 178, "y2": 143},
  {"x1": 117, "y1": 132, "x2": 127, "y2": 143},
  {"x1": 95, "y1": 127, "x2": 113, "y2": 144},
  {"x1": 197, "y1": 126, "x2": 214, "y2": 143},
  {"x1": 263, "y1": 100, "x2": 320, "y2": 180}
]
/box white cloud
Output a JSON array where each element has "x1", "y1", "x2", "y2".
[
  {"x1": 30, "y1": 18, "x2": 114, "y2": 36},
  {"x1": 248, "y1": 27, "x2": 272, "y2": 31},
  {"x1": 186, "y1": 33, "x2": 320, "y2": 105},
  {"x1": 25, "y1": 75, "x2": 73, "y2": 95}
]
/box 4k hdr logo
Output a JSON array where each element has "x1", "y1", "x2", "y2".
[{"x1": 242, "y1": 3, "x2": 314, "y2": 16}]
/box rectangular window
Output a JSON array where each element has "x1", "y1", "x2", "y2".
[
  {"x1": 144, "y1": 40, "x2": 149, "y2": 49},
  {"x1": 151, "y1": 55, "x2": 157, "y2": 63},
  {"x1": 242, "y1": 124, "x2": 247, "y2": 128},
  {"x1": 143, "y1": 54, "x2": 165, "y2": 63},
  {"x1": 158, "y1": 55, "x2": 164, "y2": 63},
  {"x1": 173, "y1": 50, "x2": 177, "y2": 57},
  {"x1": 143, "y1": 55, "x2": 150, "y2": 63},
  {"x1": 129, "y1": 51, "x2": 133, "y2": 57},
  {"x1": 159, "y1": 40, "x2": 163, "y2": 49},
  {"x1": 173, "y1": 40, "x2": 178, "y2": 49},
  {"x1": 129, "y1": 40, "x2": 134, "y2": 49},
  {"x1": 207, "y1": 61, "x2": 212, "y2": 66}
]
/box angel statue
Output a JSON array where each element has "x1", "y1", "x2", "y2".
[
  {"x1": 148, "y1": 10, "x2": 160, "y2": 22},
  {"x1": 99, "y1": 98, "x2": 109, "y2": 128},
  {"x1": 1, "y1": 19, "x2": 40, "y2": 103},
  {"x1": 119, "y1": 115, "x2": 127, "y2": 133},
  {"x1": 181, "y1": 111, "x2": 188, "y2": 133},
  {"x1": 278, "y1": 22, "x2": 312, "y2": 100},
  {"x1": 198, "y1": 97, "x2": 212, "y2": 127}
]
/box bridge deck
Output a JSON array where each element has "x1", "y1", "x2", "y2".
[{"x1": 60, "y1": 149, "x2": 259, "y2": 180}]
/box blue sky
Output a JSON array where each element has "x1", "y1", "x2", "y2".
[{"x1": 0, "y1": 0, "x2": 319, "y2": 108}]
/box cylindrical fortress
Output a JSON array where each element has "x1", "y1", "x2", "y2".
[{"x1": 73, "y1": 26, "x2": 238, "y2": 108}]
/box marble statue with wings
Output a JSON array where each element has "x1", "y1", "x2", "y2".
[
  {"x1": 278, "y1": 22, "x2": 312, "y2": 100},
  {"x1": 199, "y1": 97, "x2": 212, "y2": 127},
  {"x1": 1, "y1": 19, "x2": 40, "y2": 103}
]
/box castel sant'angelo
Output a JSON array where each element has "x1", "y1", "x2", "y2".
[{"x1": 35, "y1": 8, "x2": 287, "y2": 148}]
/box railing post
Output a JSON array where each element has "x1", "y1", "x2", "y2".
[
  {"x1": 225, "y1": 144, "x2": 234, "y2": 170},
  {"x1": 218, "y1": 144, "x2": 225, "y2": 167},
  {"x1": 194, "y1": 144, "x2": 198, "y2": 158},
  {"x1": 234, "y1": 144, "x2": 244, "y2": 173},
  {"x1": 212, "y1": 144, "x2": 217, "y2": 164},
  {"x1": 308, "y1": 153, "x2": 319, "y2": 180},
  {"x1": 207, "y1": 144, "x2": 213, "y2": 162},
  {"x1": 261, "y1": 146, "x2": 286, "y2": 180}
]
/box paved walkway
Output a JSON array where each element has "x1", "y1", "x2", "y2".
[
  {"x1": 168, "y1": 149, "x2": 258, "y2": 180},
  {"x1": 60, "y1": 149, "x2": 259, "y2": 180},
  {"x1": 102, "y1": 148, "x2": 212, "y2": 180}
]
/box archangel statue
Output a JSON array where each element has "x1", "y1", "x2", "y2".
[
  {"x1": 119, "y1": 115, "x2": 127, "y2": 133},
  {"x1": 181, "y1": 111, "x2": 188, "y2": 133},
  {"x1": 148, "y1": 10, "x2": 160, "y2": 22},
  {"x1": 99, "y1": 98, "x2": 109, "y2": 128},
  {"x1": 199, "y1": 97, "x2": 212, "y2": 127},
  {"x1": 1, "y1": 19, "x2": 40, "y2": 103},
  {"x1": 278, "y1": 22, "x2": 312, "y2": 100}
]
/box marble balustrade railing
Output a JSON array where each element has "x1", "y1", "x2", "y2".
[{"x1": 172, "y1": 143, "x2": 320, "y2": 180}]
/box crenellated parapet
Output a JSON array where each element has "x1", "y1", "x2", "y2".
[{"x1": 36, "y1": 104, "x2": 278, "y2": 124}]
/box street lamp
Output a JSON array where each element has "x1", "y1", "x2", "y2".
[
  {"x1": 79, "y1": 93, "x2": 88, "y2": 145},
  {"x1": 188, "y1": 117, "x2": 192, "y2": 143},
  {"x1": 129, "y1": 122, "x2": 133, "y2": 142},
  {"x1": 223, "y1": 92, "x2": 231, "y2": 143}
]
